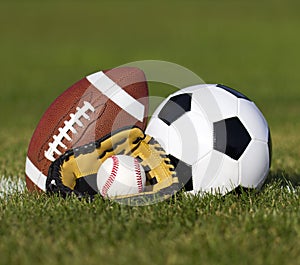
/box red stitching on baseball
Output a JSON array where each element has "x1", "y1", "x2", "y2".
[
  {"x1": 134, "y1": 158, "x2": 143, "y2": 193},
  {"x1": 101, "y1": 156, "x2": 119, "y2": 197}
]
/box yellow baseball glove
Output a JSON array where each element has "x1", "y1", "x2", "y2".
[{"x1": 46, "y1": 126, "x2": 179, "y2": 203}]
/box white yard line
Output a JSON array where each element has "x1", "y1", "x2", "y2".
[{"x1": 0, "y1": 176, "x2": 25, "y2": 197}]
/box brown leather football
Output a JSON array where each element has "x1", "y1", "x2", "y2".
[{"x1": 25, "y1": 67, "x2": 149, "y2": 192}]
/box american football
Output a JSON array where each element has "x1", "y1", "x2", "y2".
[{"x1": 25, "y1": 67, "x2": 149, "y2": 192}]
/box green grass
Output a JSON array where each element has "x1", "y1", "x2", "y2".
[
  {"x1": 1, "y1": 0, "x2": 300, "y2": 264},
  {"x1": 0, "y1": 186, "x2": 300, "y2": 265}
]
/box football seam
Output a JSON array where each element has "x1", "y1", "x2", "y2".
[
  {"x1": 70, "y1": 103, "x2": 107, "y2": 147},
  {"x1": 44, "y1": 101, "x2": 95, "y2": 162},
  {"x1": 38, "y1": 91, "x2": 95, "y2": 163},
  {"x1": 107, "y1": 69, "x2": 145, "y2": 88}
]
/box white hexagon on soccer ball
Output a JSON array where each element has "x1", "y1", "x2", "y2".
[{"x1": 238, "y1": 99, "x2": 269, "y2": 141}]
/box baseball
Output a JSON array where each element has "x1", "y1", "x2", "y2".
[{"x1": 97, "y1": 155, "x2": 146, "y2": 198}]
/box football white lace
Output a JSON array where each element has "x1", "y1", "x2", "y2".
[{"x1": 44, "y1": 101, "x2": 95, "y2": 162}]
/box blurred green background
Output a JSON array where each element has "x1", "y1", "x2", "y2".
[{"x1": 1, "y1": 0, "x2": 300, "y2": 175}]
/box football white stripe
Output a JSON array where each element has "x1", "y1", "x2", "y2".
[
  {"x1": 25, "y1": 157, "x2": 47, "y2": 191},
  {"x1": 86, "y1": 71, "x2": 145, "y2": 122}
]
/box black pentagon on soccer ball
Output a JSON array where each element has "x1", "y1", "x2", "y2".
[
  {"x1": 158, "y1": 93, "x2": 192, "y2": 126},
  {"x1": 268, "y1": 128, "x2": 272, "y2": 168},
  {"x1": 217, "y1": 84, "x2": 251, "y2": 101},
  {"x1": 168, "y1": 154, "x2": 193, "y2": 191},
  {"x1": 213, "y1": 117, "x2": 251, "y2": 160}
]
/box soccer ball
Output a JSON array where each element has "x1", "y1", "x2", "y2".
[{"x1": 145, "y1": 84, "x2": 272, "y2": 195}]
